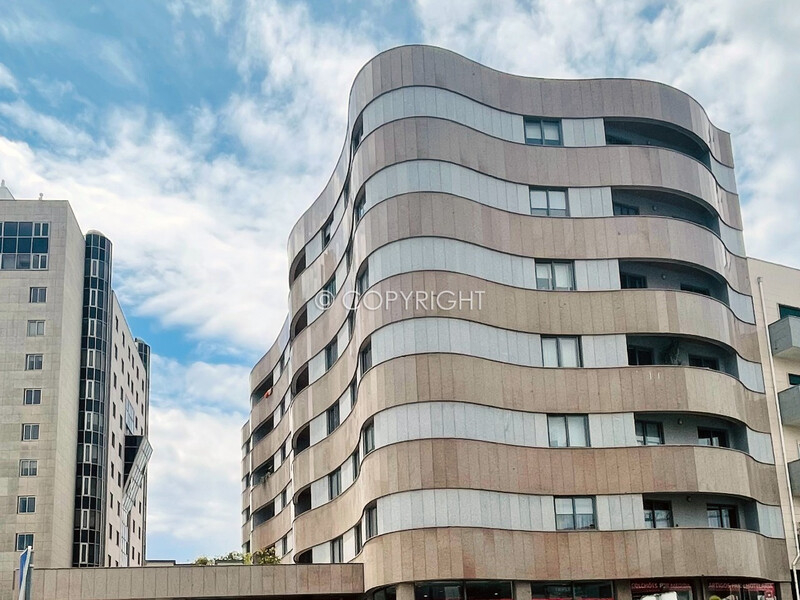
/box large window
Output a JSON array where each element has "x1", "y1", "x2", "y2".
[
  {"x1": 328, "y1": 468, "x2": 341, "y2": 500},
  {"x1": 326, "y1": 403, "x2": 340, "y2": 434},
  {"x1": 19, "y1": 460, "x2": 38, "y2": 476},
  {"x1": 536, "y1": 261, "x2": 575, "y2": 291},
  {"x1": 555, "y1": 496, "x2": 596, "y2": 530},
  {"x1": 530, "y1": 188, "x2": 568, "y2": 217},
  {"x1": 524, "y1": 118, "x2": 561, "y2": 145},
  {"x1": 25, "y1": 354, "x2": 43, "y2": 371},
  {"x1": 697, "y1": 427, "x2": 729, "y2": 448},
  {"x1": 548, "y1": 415, "x2": 589, "y2": 447},
  {"x1": 680, "y1": 283, "x2": 711, "y2": 296},
  {"x1": 21, "y1": 424, "x2": 39, "y2": 441},
  {"x1": 542, "y1": 336, "x2": 581, "y2": 367},
  {"x1": 465, "y1": 582, "x2": 513, "y2": 600},
  {"x1": 635, "y1": 420, "x2": 664, "y2": 446},
  {"x1": 29, "y1": 287, "x2": 47, "y2": 303},
  {"x1": 643, "y1": 499, "x2": 673, "y2": 528},
  {"x1": 707, "y1": 504, "x2": 739, "y2": 529},
  {"x1": 533, "y1": 583, "x2": 614, "y2": 600},
  {"x1": 18, "y1": 496, "x2": 36, "y2": 514},
  {"x1": 330, "y1": 536, "x2": 343, "y2": 563},
  {"x1": 415, "y1": 582, "x2": 463, "y2": 600},
  {"x1": 365, "y1": 504, "x2": 378, "y2": 539},
  {"x1": 688, "y1": 355, "x2": 719, "y2": 370},
  {"x1": 627, "y1": 346, "x2": 654, "y2": 366},
  {"x1": 15, "y1": 533, "x2": 34, "y2": 551},
  {"x1": 1, "y1": 221, "x2": 49, "y2": 270},
  {"x1": 613, "y1": 203, "x2": 640, "y2": 216}
]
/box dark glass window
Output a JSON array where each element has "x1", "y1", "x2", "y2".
[
  {"x1": 29, "y1": 287, "x2": 47, "y2": 303},
  {"x1": 357, "y1": 267, "x2": 370, "y2": 295},
  {"x1": 548, "y1": 415, "x2": 589, "y2": 447},
  {"x1": 628, "y1": 346, "x2": 654, "y2": 366},
  {"x1": 643, "y1": 499, "x2": 673, "y2": 528},
  {"x1": 613, "y1": 203, "x2": 640, "y2": 216},
  {"x1": 621, "y1": 273, "x2": 647, "y2": 289},
  {"x1": 363, "y1": 420, "x2": 375, "y2": 455},
  {"x1": 698, "y1": 427, "x2": 729, "y2": 448},
  {"x1": 555, "y1": 496, "x2": 596, "y2": 530},
  {"x1": 291, "y1": 251, "x2": 306, "y2": 282},
  {"x1": 19, "y1": 460, "x2": 38, "y2": 476},
  {"x1": 322, "y1": 217, "x2": 333, "y2": 247},
  {"x1": 779, "y1": 304, "x2": 800, "y2": 319},
  {"x1": 328, "y1": 468, "x2": 341, "y2": 499},
  {"x1": 530, "y1": 188, "x2": 568, "y2": 217},
  {"x1": 326, "y1": 402, "x2": 340, "y2": 434},
  {"x1": 23, "y1": 389, "x2": 42, "y2": 405},
  {"x1": 295, "y1": 426, "x2": 311, "y2": 453},
  {"x1": 354, "y1": 523, "x2": 363, "y2": 554},
  {"x1": 325, "y1": 339, "x2": 338, "y2": 370},
  {"x1": 688, "y1": 355, "x2": 719, "y2": 370},
  {"x1": 15, "y1": 533, "x2": 34, "y2": 551},
  {"x1": 415, "y1": 582, "x2": 463, "y2": 600},
  {"x1": 533, "y1": 582, "x2": 613, "y2": 600},
  {"x1": 790, "y1": 374, "x2": 800, "y2": 386},
  {"x1": 681, "y1": 283, "x2": 711, "y2": 296},
  {"x1": 466, "y1": 582, "x2": 513, "y2": 600},
  {"x1": 18, "y1": 496, "x2": 36, "y2": 514},
  {"x1": 0, "y1": 221, "x2": 49, "y2": 271},
  {"x1": 707, "y1": 504, "x2": 739, "y2": 528},
  {"x1": 360, "y1": 342, "x2": 373, "y2": 374},
  {"x1": 524, "y1": 118, "x2": 562, "y2": 145},
  {"x1": 355, "y1": 193, "x2": 367, "y2": 223},
  {"x1": 22, "y1": 424, "x2": 39, "y2": 440},
  {"x1": 365, "y1": 503, "x2": 378, "y2": 539},
  {"x1": 635, "y1": 420, "x2": 664, "y2": 446},
  {"x1": 330, "y1": 536, "x2": 343, "y2": 563}
]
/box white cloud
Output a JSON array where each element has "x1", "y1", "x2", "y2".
[
  {"x1": 149, "y1": 354, "x2": 251, "y2": 411},
  {"x1": 0, "y1": 62, "x2": 18, "y2": 93},
  {"x1": 413, "y1": 0, "x2": 800, "y2": 267}
]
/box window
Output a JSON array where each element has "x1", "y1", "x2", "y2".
[
  {"x1": 354, "y1": 523, "x2": 363, "y2": 554},
  {"x1": 681, "y1": 283, "x2": 711, "y2": 296},
  {"x1": 790, "y1": 374, "x2": 800, "y2": 386},
  {"x1": 18, "y1": 496, "x2": 36, "y2": 514},
  {"x1": 1, "y1": 222, "x2": 50, "y2": 270},
  {"x1": 688, "y1": 355, "x2": 719, "y2": 370},
  {"x1": 779, "y1": 304, "x2": 800, "y2": 319},
  {"x1": 643, "y1": 499, "x2": 673, "y2": 528},
  {"x1": 533, "y1": 583, "x2": 613, "y2": 600},
  {"x1": 355, "y1": 193, "x2": 367, "y2": 223},
  {"x1": 357, "y1": 267, "x2": 370, "y2": 295},
  {"x1": 548, "y1": 415, "x2": 589, "y2": 447},
  {"x1": 326, "y1": 402, "x2": 340, "y2": 434},
  {"x1": 416, "y1": 583, "x2": 464, "y2": 600},
  {"x1": 628, "y1": 346, "x2": 654, "y2": 366},
  {"x1": 23, "y1": 389, "x2": 42, "y2": 405},
  {"x1": 330, "y1": 536, "x2": 344, "y2": 563},
  {"x1": 541, "y1": 336, "x2": 580, "y2": 367},
  {"x1": 707, "y1": 504, "x2": 739, "y2": 529},
  {"x1": 635, "y1": 420, "x2": 664, "y2": 446},
  {"x1": 530, "y1": 188, "x2": 567, "y2": 217},
  {"x1": 698, "y1": 427, "x2": 729, "y2": 448},
  {"x1": 360, "y1": 342, "x2": 373, "y2": 374},
  {"x1": 363, "y1": 420, "x2": 375, "y2": 455},
  {"x1": 19, "y1": 460, "x2": 38, "y2": 476},
  {"x1": 465, "y1": 581, "x2": 514, "y2": 600},
  {"x1": 25, "y1": 354, "x2": 43, "y2": 370},
  {"x1": 352, "y1": 448, "x2": 361, "y2": 479},
  {"x1": 536, "y1": 261, "x2": 575, "y2": 291},
  {"x1": 15, "y1": 534, "x2": 34, "y2": 551},
  {"x1": 328, "y1": 468, "x2": 342, "y2": 500},
  {"x1": 620, "y1": 273, "x2": 647, "y2": 289},
  {"x1": 22, "y1": 424, "x2": 39, "y2": 441},
  {"x1": 613, "y1": 203, "x2": 640, "y2": 216},
  {"x1": 555, "y1": 496, "x2": 596, "y2": 530},
  {"x1": 27, "y1": 320, "x2": 45, "y2": 336},
  {"x1": 325, "y1": 339, "x2": 338, "y2": 370},
  {"x1": 29, "y1": 287, "x2": 47, "y2": 303},
  {"x1": 365, "y1": 504, "x2": 378, "y2": 539},
  {"x1": 323, "y1": 276, "x2": 337, "y2": 300},
  {"x1": 322, "y1": 218, "x2": 333, "y2": 247},
  {"x1": 524, "y1": 117, "x2": 561, "y2": 145}
]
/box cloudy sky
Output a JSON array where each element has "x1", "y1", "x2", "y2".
[{"x1": 1, "y1": 0, "x2": 798, "y2": 561}]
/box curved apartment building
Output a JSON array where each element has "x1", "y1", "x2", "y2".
[{"x1": 241, "y1": 45, "x2": 791, "y2": 600}]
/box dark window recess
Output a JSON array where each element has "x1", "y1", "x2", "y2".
[
  {"x1": 291, "y1": 251, "x2": 306, "y2": 282},
  {"x1": 355, "y1": 193, "x2": 367, "y2": 223},
  {"x1": 327, "y1": 403, "x2": 340, "y2": 434},
  {"x1": 295, "y1": 488, "x2": 312, "y2": 516},
  {"x1": 681, "y1": 283, "x2": 711, "y2": 296},
  {"x1": 293, "y1": 365, "x2": 309, "y2": 394},
  {"x1": 621, "y1": 273, "x2": 647, "y2": 289},
  {"x1": 295, "y1": 549, "x2": 313, "y2": 564},
  {"x1": 321, "y1": 217, "x2": 333, "y2": 247},
  {"x1": 779, "y1": 304, "x2": 800, "y2": 319},
  {"x1": 698, "y1": 427, "x2": 729, "y2": 448},
  {"x1": 295, "y1": 426, "x2": 311, "y2": 454},
  {"x1": 465, "y1": 582, "x2": 514, "y2": 600},
  {"x1": 790, "y1": 374, "x2": 800, "y2": 386},
  {"x1": 292, "y1": 308, "x2": 308, "y2": 338},
  {"x1": 635, "y1": 420, "x2": 664, "y2": 446},
  {"x1": 613, "y1": 203, "x2": 640, "y2": 216},
  {"x1": 628, "y1": 346, "x2": 654, "y2": 366},
  {"x1": 352, "y1": 119, "x2": 364, "y2": 153},
  {"x1": 604, "y1": 119, "x2": 709, "y2": 166},
  {"x1": 643, "y1": 499, "x2": 673, "y2": 528},
  {"x1": 688, "y1": 355, "x2": 719, "y2": 371},
  {"x1": 360, "y1": 342, "x2": 373, "y2": 374},
  {"x1": 415, "y1": 582, "x2": 464, "y2": 600}
]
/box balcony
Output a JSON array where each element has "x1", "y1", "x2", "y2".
[
  {"x1": 779, "y1": 385, "x2": 800, "y2": 426},
  {"x1": 769, "y1": 315, "x2": 800, "y2": 359}
]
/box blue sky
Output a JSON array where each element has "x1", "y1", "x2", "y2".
[{"x1": 1, "y1": 0, "x2": 799, "y2": 562}]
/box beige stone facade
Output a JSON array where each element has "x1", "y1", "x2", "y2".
[{"x1": 239, "y1": 44, "x2": 793, "y2": 600}]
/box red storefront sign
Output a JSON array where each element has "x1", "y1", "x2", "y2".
[{"x1": 706, "y1": 582, "x2": 776, "y2": 600}]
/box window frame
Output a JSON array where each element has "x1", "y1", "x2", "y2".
[
  {"x1": 326, "y1": 402, "x2": 340, "y2": 435},
  {"x1": 535, "y1": 261, "x2": 575, "y2": 291},
  {"x1": 697, "y1": 427, "x2": 729, "y2": 448},
  {"x1": 29, "y1": 287, "x2": 47, "y2": 303},
  {"x1": 365, "y1": 504, "x2": 378, "y2": 539},
  {"x1": 330, "y1": 536, "x2": 344, "y2": 563},
  {"x1": 363, "y1": 420, "x2": 375, "y2": 455},
  {"x1": 554, "y1": 496, "x2": 596, "y2": 531},
  {"x1": 529, "y1": 187, "x2": 568, "y2": 217},
  {"x1": 18, "y1": 496, "x2": 36, "y2": 514},
  {"x1": 22, "y1": 424, "x2": 40, "y2": 441},
  {"x1": 541, "y1": 336, "x2": 581, "y2": 368},
  {"x1": 635, "y1": 420, "x2": 665, "y2": 446},
  {"x1": 23, "y1": 389, "x2": 42, "y2": 405},
  {"x1": 328, "y1": 467, "x2": 342, "y2": 500},
  {"x1": 547, "y1": 414, "x2": 590, "y2": 448},
  {"x1": 25, "y1": 354, "x2": 43, "y2": 371},
  {"x1": 627, "y1": 346, "x2": 655, "y2": 366},
  {"x1": 524, "y1": 117, "x2": 562, "y2": 146},
  {"x1": 620, "y1": 272, "x2": 647, "y2": 289},
  {"x1": 26, "y1": 320, "x2": 45, "y2": 336},
  {"x1": 707, "y1": 503, "x2": 739, "y2": 529},
  {"x1": 19, "y1": 459, "x2": 38, "y2": 476},
  {"x1": 643, "y1": 499, "x2": 673, "y2": 528},
  {"x1": 15, "y1": 533, "x2": 34, "y2": 551}
]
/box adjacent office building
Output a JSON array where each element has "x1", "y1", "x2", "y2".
[
  {"x1": 0, "y1": 181, "x2": 151, "y2": 596},
  {"x1": 241, "y1": 45, "x2": 791, "y2": 600}
]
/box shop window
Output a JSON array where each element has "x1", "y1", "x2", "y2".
[
  {"x1": 533, "y1": 582, "x2": 614, "y2": 600},
  {"x1": 465, "y1": 581, "x2": 513, "y2": 600},
  {"x1": 415, "y1": 582, "x2": 463, "y2": 600},
  {"x1": 631, "y1": 583, "x2": 693, "y2": 600},
  {"x1": 706, "y1": 583, "x2": 774, "y2": 600}
]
